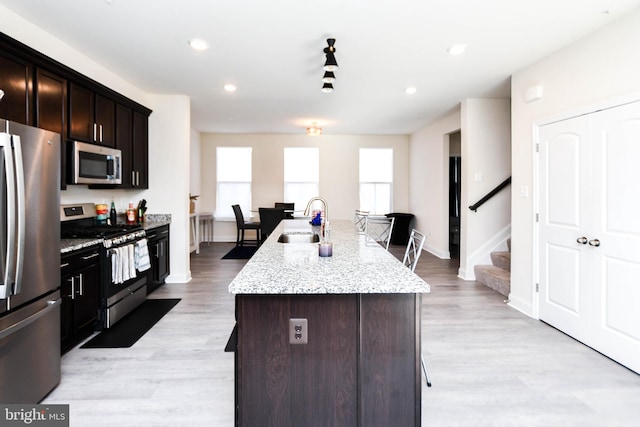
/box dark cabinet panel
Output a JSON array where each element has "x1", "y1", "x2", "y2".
[
  {"x1": 132, "y1": 110, "x2": 149, "y2": 188},
  {"x1": 95, "y1": 93, "x2": 115, "y2": 146},
  {"x1": 146, "y1": 225, "x2": 170, "y2": 294},
  {"x1": 360, "y1": 294, "x2": 421, "y2": 427},
  {"x1": 115, "y1": 103, "x2": 133, "y2": 186},
  {"x1": 60, "y1": 246, "x2": 102, "y2": 353},
  {"x1": 35, "y1": 68, "x2": 67, "y2": 189},
  {"x1": 68, "y1": 82, "x2": 93, "y2": 142},
  {"x1": 0, "y1": 51, "x2": 32, "y2": 125}
]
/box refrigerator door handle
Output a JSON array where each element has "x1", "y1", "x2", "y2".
[
  {"x1": 0, "y1": 133, "x2": 17, "y2": 299},
  {"x1": 0, "y1": 298, "x2": 61, "y2": 340},
  {"x1": 12, "y1": 135, "x2": 26, "y2": 295}
]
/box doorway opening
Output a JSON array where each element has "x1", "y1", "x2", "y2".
[{"x1": 449, "y1": 131, "x2": 461, "y2": 260}]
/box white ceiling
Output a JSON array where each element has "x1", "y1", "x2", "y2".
[{"x1": 1, "y1": 0, "x2": 639, "y2": 135}]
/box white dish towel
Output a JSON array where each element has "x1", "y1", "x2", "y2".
[{"x1": 135, "y1": 238, "x2": 151, "y2": 272}]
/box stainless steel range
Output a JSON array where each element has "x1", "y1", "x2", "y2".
[{"x1": 61, "y1": 203, "x2": 149, "y2": 328}]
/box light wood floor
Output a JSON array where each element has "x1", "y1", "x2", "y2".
[{"x1": 44, "y1": 243, "x2": 640, "y2": 426}]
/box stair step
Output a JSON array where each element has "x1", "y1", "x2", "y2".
[
  {"x1": 491, "y1": 251, "x2": 511, "y2": 271},
  {"x1": 474, "y1": 265, "x2": 510, "y2": 297}
]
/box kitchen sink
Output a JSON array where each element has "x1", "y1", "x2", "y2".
[{"x1": 277, "y1": 232, "x2": 320, "y2": 243}]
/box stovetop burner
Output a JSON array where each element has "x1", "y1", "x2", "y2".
[
  {"x1": 61, "y1": 224, "x2": 144, "y2": 239},
  {"x1": 60, "y1": 202, "x2": 144, "y2": 240}
]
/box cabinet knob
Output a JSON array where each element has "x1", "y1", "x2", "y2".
[
  {"x1": 576, "y1": 236, "x2": 588, "y2": 245},
  {"x1": 588, "y1": 239, "x2": 601, "y2": 247}
]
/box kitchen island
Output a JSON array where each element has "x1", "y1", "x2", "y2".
[{"x1": 229, "y1": 219, "x2": 430, "y2": 427}]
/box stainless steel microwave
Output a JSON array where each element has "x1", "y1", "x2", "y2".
[{"x1": 70, "y1": 141, "x2": 122, "y2": 185}]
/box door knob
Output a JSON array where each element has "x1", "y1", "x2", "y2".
[
  {"x1": 588, "y1": 239, "x2": 600, "y2": 247},
  {"x1": 576, "y1": 237, "x2": 588, "y2": 244}
]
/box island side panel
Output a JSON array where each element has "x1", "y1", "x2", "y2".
[
  {"x1": 359, "y1": 293, "x2": 421, "y2": 427},
  {"x1": 237, "y1": 294, "x2": 359, "y2": 427}
]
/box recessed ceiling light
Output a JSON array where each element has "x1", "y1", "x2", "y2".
[
  {"x1": 189, "y1": 38, "x2": 209, "y2": 51},
  {"x1": 447, "y1": 44, "x2": 467, "y2": 55},
  {"x1": 224, "y1": 84, "x2": 237, "y2": 92},
  {"x1": 405, "y1": 86, "x2": 417, "y2": 95}
]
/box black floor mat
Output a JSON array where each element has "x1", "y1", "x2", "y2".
[
  {"x1": 222, "y1": 245, "x2": 258, "y2": 259},
  {"x1": 80, "y1": 299, "x2": 180, "y2": 348}
]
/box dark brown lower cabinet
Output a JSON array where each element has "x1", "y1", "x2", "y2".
[{"x1": 235, "y1": 293, "x2": 421, "y2": 427}]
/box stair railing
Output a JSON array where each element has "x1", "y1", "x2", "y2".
[{"x1": 468, "y1": 176, "x2": 511, "y2": 212}]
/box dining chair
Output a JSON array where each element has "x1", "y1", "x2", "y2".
[
  {"x1": 353, "y1": 209, "x2": 369, "y2": 234},
  {"x1": 259, "y1": 208, "x2": 286, "y2": 243},
  {"x1": 274, "y1": 202, "x2": 295, "y2": 219},
  {"x1": 232, "y1": 204, "x2": 261, "y2": 246},
  {"x1": 364, "y1": 216, "x2": 395, "y2": 250},
  {"x1": 402, "y1": 228, "x2": 431, "y2": 387}
]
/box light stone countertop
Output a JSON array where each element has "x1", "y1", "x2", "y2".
[{"x1": 228, "y1": 219, "x2": 430, "y2": 295}]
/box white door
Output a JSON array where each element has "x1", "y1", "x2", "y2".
[
  {"x1": 538, "y1": 115, "x2": 592, "y2": 343},
  {"x1": 589, "y1": 102, "x2": 640, "y2": 373},
  {"x1": 538, "y1": 101, "x2": 640, "y2": 374}
]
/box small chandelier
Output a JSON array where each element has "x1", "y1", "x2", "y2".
[
  {"x1": 307, "y1": 123, "x2": 322, "y2": 136},
  {"x1": 321, "y1": 38, "x2": 337, "y2": 92}
]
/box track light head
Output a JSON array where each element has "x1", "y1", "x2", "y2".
[
  {"x1": 323, "y1": 38, "x2": 338, "y2": 71},
  {"x1": 321, "y1": 82, "x2": 334, "y2": 93},
  {"x1": 322, "y1": 71, "x2": 336, "y2": 83}
]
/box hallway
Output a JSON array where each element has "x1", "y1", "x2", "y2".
[{"x1": 44, "y1": 243, "x2": 640, "y2": 426}]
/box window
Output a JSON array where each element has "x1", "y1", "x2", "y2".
[
  {"x1": 359, "y1": 148, "x2": 393, "y2": 214},
  {"x1": 284, "y1": 147, "x2": 319, "y2": 211},
  {"x1": 216, "y1": 147, "x2": 252, "y2": 218}
]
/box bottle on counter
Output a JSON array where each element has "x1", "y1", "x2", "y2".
[
  {"x1": 109, "y1": 200, "x2": 117, "y2": 226},
  {"x1": 126, "y1": 202, "x2": 136, "y2": 225}
]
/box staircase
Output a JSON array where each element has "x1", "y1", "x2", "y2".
[{"x1": 474, "y1": 239, "x2": 510, "y2": 297}]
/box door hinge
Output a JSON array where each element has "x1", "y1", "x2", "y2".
[
  {"x1": 536, "y1": 213, "x2": 539, "y2": 222},
  {"x1": 536, "y1": 142, "x2": 540, "y2": 153},
  {"x1": 536, "y1": 283, "x2": 539, "y2": 292}
]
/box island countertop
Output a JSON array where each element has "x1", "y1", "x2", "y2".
[{"x1": 228, "y1": 219, "x2": 430, "y2": 294}]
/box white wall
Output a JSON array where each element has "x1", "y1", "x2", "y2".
[
  {"x1": 408, "y1": 110, "x2": 461, "y2": 258},
  {"x1": 459, "y1": 98, "x2": 511, "y2": 280},
  {"x1": 200, "y1": 133, "x2": 410, "y2": 241},
  {"x1": 190, "y1": 129, "x2": 202, "y2": 208},
  {"x1": 148, "y1": 95, "x2": 191, "y2": 283},
  {"x1": 1, "y1": 5, "x2": 193, "y2": 283},
  {"x1": 510, "y1": 9, "x2": 640, "y2": 317}
]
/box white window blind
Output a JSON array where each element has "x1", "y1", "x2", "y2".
[
  {"x1": 284, "y1": 147, "x2": 319, "y2": 211},
  {"x1": 359, "y1": 148, "x2": 393, "y2": 215},
  {"x1": 216, "y1": 147, "x2": 252, "y2": 218}
]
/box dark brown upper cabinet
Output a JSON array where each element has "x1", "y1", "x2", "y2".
[
  {"x1": 1, "y1": 32, "x2": 151, "y2": 190},
  {"x1": 132, "y1": 110, "x2": 149, "y2": 189},
  {"x1": 35, "y1": 68, "x2": 68, "y2": 189},
  {"x1": 0, "y1": 51, "x2": 32, "y2": 125},
  {"x1": 112, "y1": 104, "x2": 149, "y2": 189},
  {"x1": 69, "y1": 82, "x2": 115, "y2": 147}
]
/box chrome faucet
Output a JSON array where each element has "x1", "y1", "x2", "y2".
[{"x1": 304, "y1": 196, "x2": 329, "y2": 224}]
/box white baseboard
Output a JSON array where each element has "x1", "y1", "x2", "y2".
[
  {"x1": 507, "y1": 293, "x2": 535, "y2": 319},
  {"x1": 424, "y1": 244, "x2": 450, "y2": 260},
  {"x1": 165, "y1": 272, "x2": 192, "y2": 283}
]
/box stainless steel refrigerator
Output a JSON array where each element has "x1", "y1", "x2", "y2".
[{"x1": 0, "y1": 119, "x2": 61, "y2": 403}]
